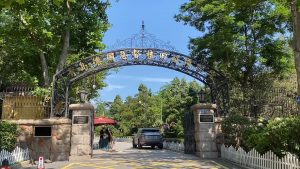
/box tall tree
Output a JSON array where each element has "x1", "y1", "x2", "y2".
[
  {"x1": 273, "y1": 0, "x2": 300, "y2": 113},
  {"x1": 110, "y1": 95, "x2": 124, "y2": 121},
  {"x1": 176, "y1": 0, "x2": 294, "y2": 114},
  {"x1": 160, "y1": 78, "x2": 200, "y2": 124},
  {"x1": 0, "y1": 0, "x2": 109, "y2": 88}
]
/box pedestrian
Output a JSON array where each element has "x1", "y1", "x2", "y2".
[
  {"x1": 102, "y1": 128, "x2": 110, "y2": 150},
  {"x1": 99, "y1": 128, "x2": 105, "y2": 149},
  {"x1": 106, "y1": 128, "x2": 114, "y2": 151}
]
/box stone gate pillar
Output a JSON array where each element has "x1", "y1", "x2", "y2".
[
  {"x1": 191, "y1": 103, "x2": 218, "y2": 158},
  {"x1": 69, "y1": 103, "x2": 94, "y2": 161}
]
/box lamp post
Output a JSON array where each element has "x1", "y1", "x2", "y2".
[
  {"x1": 79, "y1": 90, "x2": 88, "y2": 103},
  {"x1": 198, "y1": 89, "x2": 206, "y2": 103}
]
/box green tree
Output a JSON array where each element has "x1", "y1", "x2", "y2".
[
  {"x1": 270, "y1": 0, "x2": 300, "y2": 114},
  {"x1": 110, "y1": 95, "x2": 124, "y2": 121},
  {"x1": 95, "y1": 102, "x2": 110, "y2": 117},
  {"x1": 176, "y1": 0, "x2": 294, "y2": 114},
  {"x1": 0, "y1": 0, "x2": 109, "y2": 90},
  {"x1": 160, "y1": 78, "x2": 200, "y2": 124},
  {"x1": 133, "y1": 84, "x2": 161, "y2": 128},
  {"x1": 99, "y1": 79, "x2": 202, "y2": 137},
  {"x1": 111, "y1": 84, "x2": 164, "y2": 135}
]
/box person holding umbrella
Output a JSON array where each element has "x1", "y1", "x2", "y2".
[{"x1": 99, "y1": 128, "x2": 105, "y2": 149}]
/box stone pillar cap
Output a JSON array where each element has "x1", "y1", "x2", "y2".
[
  {"x1": 69, "y1": 103, "x2": 94, "y2": 111},
  {"x1": 191, "y1": 103, "x2": 217, "y2": 111}
]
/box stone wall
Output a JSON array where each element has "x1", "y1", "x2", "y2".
[{"x1": 7, "y1": 118, "x2": 71, "y2": 161}]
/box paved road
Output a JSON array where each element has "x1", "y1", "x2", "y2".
[{"x1": 21, "y1": 142, "x2": 241, "y2": 169}]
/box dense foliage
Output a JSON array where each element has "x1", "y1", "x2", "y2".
[
  {"x1": 246, "y1": 117, "x2": 300, "y2": 157},
  {"x1": 176, "y1": 0, "x2": 294, "y2": 115},
  {"x1": 222, "y1": 115, "x2": 300, "y2": 157},
  {"x1": 0, "y1": 121, "x2": 18, "y2": 152},
  {"x1": 221, "y1": 114, "x2": 255, "y2": 149},
  {"x1": 0, "y1": 0, "x2": 109, "y2": 100},
  {"x1": 95, "y1": 78, "x2": 201, "y2": 138}
]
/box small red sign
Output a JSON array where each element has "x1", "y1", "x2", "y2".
[
  {"x1": 37, "y1": 156, "x2": 44, "y2": 169},
  {"x1": 1, "y1": 167, "x2": 10, "y2": 169}
]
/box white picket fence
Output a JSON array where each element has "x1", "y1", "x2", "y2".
[
  {"x1": 0, "y1": 147, "x2": 29, "y2": 165},
  {"x1": 163, "y1": 141, "x2": 184, "y2": 152},
  {"x1": 221, "y1": 145, "x2": 300, "y2": 169}
]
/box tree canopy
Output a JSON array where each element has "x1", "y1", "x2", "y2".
[
  {"x1": 100, "y1": 78, "x2": 202, "y2": 137},
  {"x1": 0, "y1": 0, "x2": 109, "y2": 91},
  {"x1": 176, "y1": 0, "x2": 295, "y2": 115}
]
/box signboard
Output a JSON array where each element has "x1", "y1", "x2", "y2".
[
  {"x1": 198, "y1": 109, "x2": 210, "y2": 114},
  {"x1": 37, "y1": 156, "x2": 45, "y2": 169},
  {"x1": 200, "y1": 114, "x2": 214, "y2": 123},
  {"x1": 296, "y1": 96, "x2": 300, "y2": 104},
  {"x1": 73, "y1": 115, "x2": 89, "y2": 124}
]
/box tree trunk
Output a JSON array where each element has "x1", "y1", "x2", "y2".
[
  {"x1": 291, "y1": 0, "x2": 300, "y2": 114},
  {"x1": 55, "y1": 29, "x2": 70, "y2": 74},
  {"x1": 39, "y1": 51, "x2": 50, "y2": 87}
]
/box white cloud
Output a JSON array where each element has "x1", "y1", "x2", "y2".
[
  {"x1": 103, "y1": 84, "x2": 126, "y2": 91},
  {"x1": 141, "y1": 77, "x2": 172, "y2": 83},
  {"x1": 107, "y1": 75, "x2": 136, "y2": 79}
]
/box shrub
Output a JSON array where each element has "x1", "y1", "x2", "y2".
[
  {"x1": 94, "y1": 125, "x2": 125, "y2": 138},
  {"x1": 0, "y1": 121, "x2": 18, "y2": 151},
  {"x1": 162, "y1": 124, "x2": 184, "y2": 139},
  {"x1": 221, "y1": 114, "x2": 255, "y2": 149},
  {"x1": 245, "y1": 117, "x2": 300, "y2": 157}
]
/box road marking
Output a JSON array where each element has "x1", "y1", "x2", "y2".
[
  {"x1": 61, "y1": 163, "x2": 76, "y2": 169},
  {"x1": 61, "y1": 156, "x2": 230, "y2": 169},
  {"x1": 209, "y1": 160, "x2": 230, "y2": 169}
]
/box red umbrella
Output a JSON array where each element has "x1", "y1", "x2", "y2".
[{"x1": 94, "y1": 116, "x2": 117, "y2": 126}]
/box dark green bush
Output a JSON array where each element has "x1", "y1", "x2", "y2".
[
  {"x1": 221, "y1": 114, "x2": 255, "y2": 149},
  {"x1": 94, "y1": 125, "x2": 125, "y2": 137},
  {"x1": 162, "y1": 124, "x2": 184, "y2": 139},
  {"x1": 0, "y1": 121, "x2": 18, "y2": 151},
  {"x1": 245, "y1": 117, "x2": 300, "y2": 157},
  {"x1": 222, "y1": 115, "x2": 300, "y2": 157}
]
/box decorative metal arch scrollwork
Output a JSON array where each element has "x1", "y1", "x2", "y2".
[{"x1": 51, "y1": 48, "x2": 229, "y2": 117}]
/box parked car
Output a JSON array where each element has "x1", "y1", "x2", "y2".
[{"x1": 133, "y1": 128, "x2": 163, "y2": 149}]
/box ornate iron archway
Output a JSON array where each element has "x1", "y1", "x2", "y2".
[{"x1": 51, "y1": 47, "x2": 229, "y2": 117}]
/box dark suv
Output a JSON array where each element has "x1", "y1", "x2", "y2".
[{"x1": 133, "y1": 128, "x2": 163, "y2": 149}]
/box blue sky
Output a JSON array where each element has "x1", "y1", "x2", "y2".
[{"x1": 96, "y1": 0, "x2": 201, "y2": 102}]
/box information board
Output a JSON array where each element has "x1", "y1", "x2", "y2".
[
  {"x1": 296, "y1": 96, "x2": 300, "y2": 104},
  {"x1": 198, "y1": 109, "x2": 210, "y2": 114},
  {"x1": 73, "y1": 116, "x2": 89, "y2": 124},
  {"x1": 200, "y1": 114, "x2": 214, "y2": 123}
]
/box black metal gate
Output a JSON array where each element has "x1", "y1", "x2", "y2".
[{"x1": 184, "y1": 111, "x2": 195, "y2": 154}]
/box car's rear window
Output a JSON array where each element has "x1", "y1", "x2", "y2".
[{"x1": 141, "y1": 129, "x2": 160, "y2": 133}]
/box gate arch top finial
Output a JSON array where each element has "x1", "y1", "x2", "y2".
[{"x1": 105, "y1": 21, "x2": 178, "y2": 52}]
